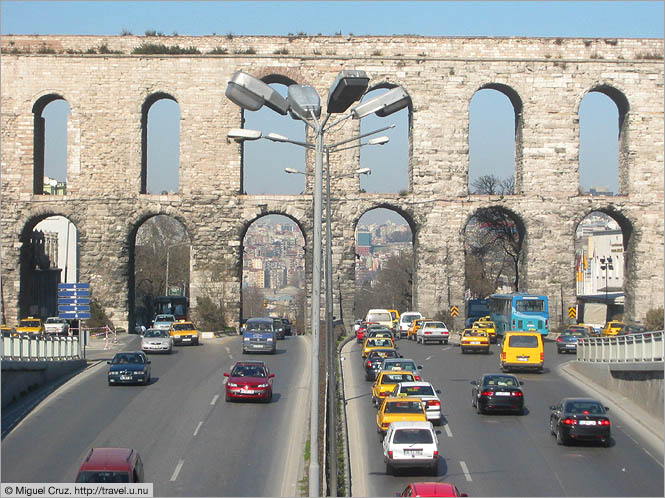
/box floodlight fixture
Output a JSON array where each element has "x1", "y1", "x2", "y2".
[
  {"x1": 284, "y1": 167, "x2": 304, "y2": 175},
  {"x1": 356, "y1": 168, "x2": 372, "y2": 175},
  {"x1": 287, "y1": 84, "x2": 321, "y2": 120},
  {"x1": 266, "y1": 133, "x2": 290, "y2": 143},
  {"x1": 225, "y1": 71, "x2": 289, "y2": 115},
  {"x1": 227, "y1": 128, "x2": 262, "y2": 142},
  {"x1": 350, "y1": 86, "x2": 410, "y2": 119},
  {"x1": 327, "y1": 70, "x2": 370, "y2": 113},
  {"x1": 368, "y1": 136, "x2": 390, "y2": 146}
]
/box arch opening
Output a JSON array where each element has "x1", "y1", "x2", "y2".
[
  {"x1": 141, "y1": 94, "x2": 180, "y2": 194},
  {"x1": 241, "y1": 214, "x2": 306, "y2": 333},
  {"x1": 33, "y1": 95, "x2": 70, "y2": 195}
]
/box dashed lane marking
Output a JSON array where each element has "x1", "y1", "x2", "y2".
[
  {"x1": 170, "y1": 459, "x2": 184, "y2": 481},
  {"x1": 210, "y1": 394, "x2": 219, "y2": 405},
  {"x1": 425, "y1": 356, "x2": 432, "y2": 361},
  {"x1": 460, "y1": 460, "x2": 472, "y2": 481},
  {"x1": 443, "y1": 423, "x2": 453, "y2": 437},
  {"x1": 193, "y1": 421, "x2": 203, "y2": 437},
  {"x1": 643, "y1": 448, "x2": 664, "y2": 468}
]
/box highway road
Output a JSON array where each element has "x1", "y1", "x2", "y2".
[
  {"x1": 1, "y1": 334, "x2": 310, "y2": 497},
  {"x1": 343, "y1": 335, "x2": 664, "y2": 497}
]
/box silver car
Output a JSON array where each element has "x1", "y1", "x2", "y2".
[
  {"x1": 390, "y1": 381, "x2": 443, "y2": 425},
  {"x1": 141, "y1": 328, "x2": 173, "y2": 354}
]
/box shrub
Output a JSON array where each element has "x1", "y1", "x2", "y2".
[
  {"x1": 208, "y1": 46, "x2": 228, "y2": 54},
  {"x1": 273, "y1": 47, "x2": 289, "y2": 55},
  {"x1": 132, "y1": 43, "x2": 201, "y2": 55},
  {"x1": 646, "y1": 307, "x2": 664, "y2": 331},
  {"x1": 87, "y1": 299, "x2": 113, "y2": 329},
  {"x1": 196, "y1": 295, "x2": 227, "y2": 331}
]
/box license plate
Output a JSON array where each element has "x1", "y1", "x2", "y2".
[
  {"x1": 405, "y1": 449, "x2": 422, "y2": 455},
  {"x1": 471, "y1": 341, "x2": 480, "y2": 344},
  {"x1": 120, "y1": 375, "x2": 132, "y2": 381},
  {"x1": 182, "y1": 338, "x2": 191, "y2": 342},
  {"x1": 495, "y1": 392, "x2": 510, "y2": 396},
  {"x1": 579, "y1": 420, "x2": 596, "y2": 425},
  {"x1": 566, "y1": 344, "x2": 576, "y2": 348},
  {"x1": 240, "y1": 389, "x2": 254, "y2": 394},
  {"x1": 517, "y1": 356, "x2": 529, "y2": 361}
]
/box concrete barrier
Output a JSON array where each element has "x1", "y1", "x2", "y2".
[
  {"x1": 565, "y1": 361, "x2": 664, "y2": 423},
  {"x1": 1, "y1": 359, "x2": 86, "y2": 408}
]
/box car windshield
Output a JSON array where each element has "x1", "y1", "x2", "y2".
[
  {"x1": 46, "y1": 318, "x2": 64, "y2": 324},
  {"x1": 172, "y1": 323, "x2": 194, "y2": 331},
  {"x1": 563, "y1": 330, "x2": 587, "y2": 337},
  {"x1": 155, "y1": 315, "x2": 174, "y2": 322},
  {"x1": 464, "y1": 330, "x2": 485, "y2": 337},
  {"x1": 508, "y1": 335, "x2": 539, "y2": 347},
  {"x1": 367, "y1": 312, "x2": 391, "y2": 322},
  {"x1": 144, "y1": 329, "x2": 167, "y2": 338},
  {"x1": 484, "y1": 376, "x2": 518, "y2": 387},
  {"x1": 384, "y1": 360, "x2": 417, "y2": 371},
  {"x1": 402, "y1": 315, "x2": 420, "y2": 324},
  {"x1": 381, "y1": 373, "x2": 415, "y2": 384},
  {"x1": 247, "y1": 322, "x2": 273, "y2": 331},
  {"x1": 20, "y1": 320, "x2": 40, "y2": 327},
  {"x1": 564, "y1": 401, "x2": 605, "y2": 414},
  {"x1": 384, "y1": 400, "x2": 424, "y2": 413},
  {"x1": 232, "y1": 365, "x2": 266, "y2": 377},
  {"x1": 369, "y1": 350, "x2": 397, "y2": 360},
  {"x1": 393, "y1": 429, "x2": 433, "y2": 444},
  {"x1": 112, "y1": 354, "x2": 144, "y2": 364},
  {"x1": 515, "y1": 299, "x2": 545, "y2": 312},
  {"x1": 400, "y1": 385, "x2": 435, "y2": 396},
  {"x1": 76, "y1": 471, "x2": 130, "y2": 483},
  {"x1": 369, "y1": 338, "x2": 392, "y2": 347},
  {"x1": 424, "y1": 322, "x2": 446, "y2": 329}
]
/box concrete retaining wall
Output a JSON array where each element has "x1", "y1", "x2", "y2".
[
  {"x1": 1, "y1": 359, "x2": 86, "y2": 408},
  {"x1": 566, "y1": 361, "x2": 664, "y2": 422}
]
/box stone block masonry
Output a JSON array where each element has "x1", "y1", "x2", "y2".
[{"x1": 1, "y1": 35, "x2": 663, "y2": 330}]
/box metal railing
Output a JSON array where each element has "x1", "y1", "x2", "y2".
[
  {"x1": 577, "y1": 331, "x2": 664, "y2": 363},
  {"x1": 1, "y1": 334, "x2": 81, "y2": 361}
]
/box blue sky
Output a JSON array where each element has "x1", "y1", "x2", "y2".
[{"x1": 3, "y1": 1, "x2": 662, "y2": 225}]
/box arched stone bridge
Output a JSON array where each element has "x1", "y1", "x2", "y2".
[{"x1": 1, "y1": 35, "x2": 663, "y2": 330}]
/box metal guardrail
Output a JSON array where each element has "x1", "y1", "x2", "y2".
[
  {"x1": 1, "y1": 335, "x2": 81, "y2": 361},
  {"x1": 577, "y1": 331, "x2": 664, "y2": 363}
]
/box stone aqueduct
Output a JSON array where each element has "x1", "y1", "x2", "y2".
[{"x1": 1, "y1": 35, "x2": 663, "y2": 331}]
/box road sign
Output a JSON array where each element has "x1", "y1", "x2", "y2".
[
  {"x1": 568, "y1": 307, "x2": 577, "y2": 319},
  {"x1": 58, "y1": 305, "x2": 91, "y2": 312},
  {"x1": 58, "y1": 289, "x2": 91, "y2": 298},
  {"x1": 58, "y1": 297, "x2": 91, "y2": 305},
  {"x1": 58, "y1": 282, "x2": 90, "y2": 290},
  {"x1": 450, "y1": 305, "x2": 459, "y2": 317},
  {"x1": 57, "y1": 283, "x2": 91, "y2": 320},
  {"x1": 59, "y1": 312, "x2": 91, "y2": 319}
]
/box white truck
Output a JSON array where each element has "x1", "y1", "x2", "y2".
[{"x1": 44, "y1": 317, "x2": 70, "y2": 335}]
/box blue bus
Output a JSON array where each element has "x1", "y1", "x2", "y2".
[{"x1": 489, "y1": 293, "x2": 549, "y2": 337}]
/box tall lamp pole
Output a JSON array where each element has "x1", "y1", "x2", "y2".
[
  {"x1": 599, "y1": 256, "x2": 613, "y2": 315},
  {"x1": 226, "y1": 70, "x2": 409, "y2": 496}
]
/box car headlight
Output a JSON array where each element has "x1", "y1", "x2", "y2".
[
  {"x1": 228, "y1": 382, "x2": 238, "y2": 387},
  {"x1": 257, "y1": 383, "x2": 269, "y2": 388},
  {"x1": 243, "y1": 337, "x2": 249, "y2": 342},
  {"x1": 108, "y1": 371, "x2": 118, "y2": 376},
  {"x1": 267, "y1": 338, "x2": 273, "y2": 342}
]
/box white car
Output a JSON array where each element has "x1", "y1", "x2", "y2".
[
  {"x1": 390, "y1": 381, "x2": 442, "y2": 425},
  {"x1": 141, "y1": 328, "x2": 174, "y2": 354},
  {"x1": 44, "y1": 317, "x2": 70, "y2": 335},
  {"x1": 365, "y1": 309, "x2": 395, "y2": 332},
  {"x1": 398, "y1": 312, "x2": 422, "y2": 339},
  {"x1": 382, "y1": 421, "x2": 439, "y2": 476},
  {"x1": 417, "y1": 320, "x2": 449, "y2": 345}
]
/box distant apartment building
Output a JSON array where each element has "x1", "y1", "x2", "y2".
[
  {"x1": 33, "y1": 215, "x2": 78, "y2": 283},
  {"x1": 576, "y1": 230, "x2": 624, "y2": 295},
  {"x1": 356, "y1": 229, "x2": 371, "y2": 256}
]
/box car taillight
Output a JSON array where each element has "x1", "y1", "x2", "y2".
[
  {"x1": 545, "y1": 319, "x2": 549, "y2": 328},
  {"x1": 433, "y1": 450, "x2": 439, "y2": 459},
  {"x1": 415, "y1": 375, "x2": 422, "y2": 381},
  {"x1": 540, "y1": 352, "x2": 544, "y2": 362},
  {"x1": 425, "y1": 332, "x2": 431, "y2": 335},
  {"x1": 366, "y1": 360, "x2": 372, "y2": 367},
  {"x1": 381, "y1": 392, "x2": 388, "y2": 396},
  {"x1": 481, "y1": 391, "x2": 494, "y2": 396},
  {"x1": 512, "y1": 319, "x2": 516, "y2": 327},
  {"x1": 428, "y1": 400, "x2": 441, "y2": 408},
  {"x1": 501, "y1": 352, "x2": 506, "y2": 360},
  {"x1": 382, "y1": 423, "x2": 390, "y2": 429},
  {"x1": 562, "y1": 418, "x2": 577, "y2": 425},
  {"x1": 388, "y1": 450, "x2": 393, "y2": 459},
  {"x1": 598, "y1": 419, "x2": 611, "y2": 426},
  {"x1": 557, "y1": 337, "x2": 563, "y2": 342},
  {"x1": 511, "y1": 391, "x2": 523, "y2": 397}
]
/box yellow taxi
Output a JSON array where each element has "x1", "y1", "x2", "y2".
[
  {"x1": 472, "y1": 320, "x2": 497, "y2": 343},
  {"x1": 361, "y1": 336, "x2": 396, "y2": 358},
  {"x1": 376, "y1": 396, "x2": 428, "y2": 437},
  {"x1": 1, "y1": 323, "x2": 16, "y2": 337},
  {"x1": 500, "y1": 331, "x2": 544, "y2": 373},
  {"x1": 169, "y1": 320, "x2": 200, "y2": 346},
  {"x1": 371, "y1": 370, "x2": 417, "y2": 407},
  {"x1": 16, "y1": 317, "x2": 45, "y2": 336},
  {"x1": 460, "y1": 328, "x2": 490, "y2": 354},
  {"x1": 407, "y1": 318, "x2": 429, "y2": 340},
  {"x1": 600, "y1": 321, "x2": 625, "y2": 337},
  {"x1": 388, "y1": 309, "x2": 400, "y2": 330}
]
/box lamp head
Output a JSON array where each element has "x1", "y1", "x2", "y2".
[
  {"x1": 287, "y1": 84, "x2": 321, "y2": 120},
  {"x1": 225, "y1": 71, "x2": 289, "y2": 115},
  {"x1": 227, "y1": 128, "x2": 262, "y2": 142},
  {"x1": 327, "y1": 70, "x2": 369, "y2": 113},
  {"x1": 350, "y1": 86, "x2": 410, "y2": 119}
]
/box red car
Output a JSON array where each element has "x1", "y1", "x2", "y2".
[
  {"x1": 356, "y1": 321, "x2": 376, "y2": 343},
  {"x1": 224, "y1": 360, "x2": 275, "y2": 402},
  {"x1": 397, "y1": 482, "x2": 468, "y2": 497},
  {"x1": 75, "y1": 448, "x2": 144, "y2": 483}
]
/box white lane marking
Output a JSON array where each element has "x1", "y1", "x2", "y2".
[
  {"x1": 443, "y1": 423, "x2": 453, "y2": 438},
  {"x1": 460, "y1": 460, "x2": 472, "y2": 481},
  {"x1": 425, "y1": 355, "x2": 432, "y2": 361},
  {"x1": 170, "y1": 459, "x2": 184, "y2": 481},
  {"x1": 440, "y1": 347, "x2": 451, "y2": 351},
  {"x1": 193, "y1": 421, "x2": 203, "y2": 437},
  {"x1": 643, "y1": 448, "x2": 664, "y2": 468},
  {"x1": 210, "y1": 394, "x2": 219, "y2": 405}
]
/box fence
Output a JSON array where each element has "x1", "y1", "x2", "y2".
[
  {"x1": 577, "y1": 331, "x2": 664, "y2": 363},
  {"x1": 1, "y1": 334, "x2": 81, "y2": 361}
]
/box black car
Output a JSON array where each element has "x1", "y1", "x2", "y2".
[
  {"x1": 623, "y1": 324, "x2": 648, "y2": 335},
  {"x1": 107, "y1": 352, "x2": 151, "y2": 386},
  {"x1": 471, "y1": 373, "x2": 524, "y2": 415},
  {"x1": 281, "y1": 318, "x2": 292, "y2": 336},
  {"x1": 556, "y1": 329, "x2": 589, "y2": 354},
  {"x1": 272, "y1": 317, "x2": 286, "y2": 340},
  {"x1": 364, "y1": 348, "x2": 401, "y2": 381},
  {"x1": 549, "y1": 397, "x2": 611, "y2": 447}
]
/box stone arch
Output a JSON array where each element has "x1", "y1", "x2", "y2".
[
  {"x1": 32, "y1": 93, "x2": 70, "y2": 195},
  {"x1": 140, "y1": 92, "x2": 180, "y2": 194},
  {"x1": 577, "y1": 84, "x2": 630, "y2": 195},
  {"x1": 17, "y1": 212, "x2": 80, "y2": 319},
  {"x1": 128, "y1": 211, "x2": 192, "y2": 328},
  {"x1": 462, "y1": 204, "x2": 528, "y2": 296},
  {"x1": 468, "y1": 83, "x2": 524, "y2": 195}
]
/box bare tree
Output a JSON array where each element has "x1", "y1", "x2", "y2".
[
  {"x1": 354, "y1": 250, "x2": 413, "y2": 318},
  {"x1": 242, "y1": 285, "x2": 266, "y2": 319},
  {"x1": 471, "y1": 174, "x2": 514, "y2": 195}
]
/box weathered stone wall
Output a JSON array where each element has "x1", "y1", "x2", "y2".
[{"x1": 1, "y1": 35, "x2": 663, "y2": 330}]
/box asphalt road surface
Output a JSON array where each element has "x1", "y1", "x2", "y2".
[
  {"x1": 1, "y1": 334, "x2": 310, "y2": 497},
  {"x1": 343, "y1": 335, "x2": 664, "y2": 497}
]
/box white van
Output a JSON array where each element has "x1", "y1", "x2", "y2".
[
  {"x1": 365, "y1": 309, "x2": 395, "y2": 331},
  {"x1": 398, "y1": 311, "x2": 423, "y2": 338}
]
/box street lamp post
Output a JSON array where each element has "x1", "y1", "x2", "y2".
[
  {"x1": 226, "y1": 70, "x2": 409, "y2": 496},
  {"x1": 599, "y1": 256, "x2": 614, "y2": 315}
]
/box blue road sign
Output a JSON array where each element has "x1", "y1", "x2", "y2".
[
  {"x1": 59, "y1": 312, "x2": 92, "y2": 319},
  {"x1": 58, "y1": 290, "x2": 91, "y2": 298},
  {"x1": 58, "y1": 283, "x2": 90, "y2": 289},
  {"x1": 59, "y1": 305, "x2": 90, "y2": 312},
  {"x1": 58, "y1": 297, "x2": 91, "y2": 305}
]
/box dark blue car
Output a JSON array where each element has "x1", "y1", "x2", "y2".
[
  {"x1": 556, "y1": 329, "x2": 589, "y2": 354},
  {"x1": 107, "y1": 352, "x2": 152, "y2": 385}
]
